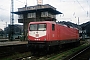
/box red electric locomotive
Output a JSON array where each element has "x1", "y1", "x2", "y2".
[{"x1": 28, "y1": 21, "x2": 80, "y2": 48}]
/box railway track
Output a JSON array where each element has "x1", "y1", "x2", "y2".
[
  {"x1": 1, "y1": 40, "x2": 89, "y2": 60},
  {"x1": 37, "y1": 42, "x2": 89, "y2": 60},
  {"x1": 14, "y1": 43, "x2": 80, "y2": 60},
  {"x1": 0, "y1": 44, "x2": 28, "y2": 59},
  {"x1": 68, "y1": 46, "x2": 90, "y2": 60},
  {"x1": 68, "y1": 45, "x2": 90, "y2": 60}
]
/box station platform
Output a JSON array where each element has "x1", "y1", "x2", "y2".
[{"x1": 0, "y1": 41, "x2": 28, "y2": 46}]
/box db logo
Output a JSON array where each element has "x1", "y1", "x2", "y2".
[{"x1": 36, "y1": 34, "x2": 39, "y2": 37}]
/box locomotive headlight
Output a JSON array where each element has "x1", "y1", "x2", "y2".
[{"x1": 35, "y1": 39, "x2": 36, "y2": 40}]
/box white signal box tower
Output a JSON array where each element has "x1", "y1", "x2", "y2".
[{"x1": 37, "y1": 0, "x2": 43, "y2": 5}]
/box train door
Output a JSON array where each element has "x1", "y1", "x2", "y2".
[{"x1": 52, "y1": 24, "x2": 55, "y2": 40}]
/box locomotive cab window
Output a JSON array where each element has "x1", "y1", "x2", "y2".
[
  {"x1": 29, "y1": 24, "x2": 37, "y2": 31},
  {"x1": 29, "y1": 24, "x2": 46, "y2": 31},
  {"x1": 52, "y1": 24, "x2": 55, "y2": 31},
  {"x1": 38, "y1": 24, "x2": 46, "y2": 30}
]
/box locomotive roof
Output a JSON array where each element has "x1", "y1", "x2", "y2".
[
  {"x1": 29, "y1": 21, "x2": 56, "y2": 24},
  {"x1": 29, "y1": 21, "x2": 78, "y2": 30},
  {"x1": 56, "y1": 22, "x2": 79, "y2": 30}
]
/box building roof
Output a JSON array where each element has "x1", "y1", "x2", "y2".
[{"x1": 12, "y1": 4, "x2": 62, "y2": 15}]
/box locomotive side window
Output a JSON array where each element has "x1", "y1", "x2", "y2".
[
  {"x1": 52, "y1": 24, "x2": 55, "y2": 31},
  {"x1": 29, "y1": 24, "x2": 46, "y2": 31}
]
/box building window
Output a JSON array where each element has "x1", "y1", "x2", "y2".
[
  {"x1": 48, "y1": 13, "x2": 55, "y2": 18},
  {"x1": 28, "y1": 13, "x2": 36, "y2": 18},
  {"x1": 18, "y1": 14, "x2": 23, "y2": 19},
  {"x1": 41, "y1": 12, "x2": 48, "y2": 17},
  {"x1": 52, "y1": 24, "x2": 55, "y2": 31}
]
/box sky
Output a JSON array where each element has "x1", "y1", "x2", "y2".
[{"x1": 0, "y1": 0, "x2": 90, "y2": 30}]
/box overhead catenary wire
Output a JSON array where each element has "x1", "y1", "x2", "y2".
[
  {"x1": 16, "y1": 0, "x2": 26, "y2": 4},
  {"x1": 86, "y1": 0, "x2": 90, "y2": 18},
  {"x1": 75, "y1": 0, "x2": 86, "y2": 13},
  {"x1": 0, "y1": 4, "x2": 9, "y2": 11},
  {"x1": 0, "y1": 7, "x2": 8, "y2": 11}
]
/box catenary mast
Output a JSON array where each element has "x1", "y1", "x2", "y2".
[{"x1": 10, "y1": 0, "x2": 14, "y2": 40}]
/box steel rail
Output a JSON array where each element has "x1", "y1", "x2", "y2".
[{"x1": 68, "y1": 45, "x2": 90, "y2": 60}]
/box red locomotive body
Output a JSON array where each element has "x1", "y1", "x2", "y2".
[{"x1": 28, "y1": 21, "x2": 79, "y2": 48}]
